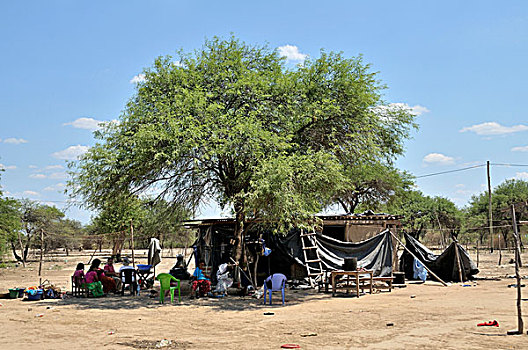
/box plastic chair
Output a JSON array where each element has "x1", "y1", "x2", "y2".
[
  {"x1": 263, "y1": 273, "x2": 287, "y2": 306},
  {"x1": 156, "y1": 273, "x2": 181, "y2": 303},
  {"x1": 120, "y1": 269, "x2": 138, "y2": 296}
]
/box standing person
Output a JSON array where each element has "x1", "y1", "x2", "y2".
[
  {"x1": 104, "y1": 257, "x2": 123, "y2": 290},
  {"x1": 191, "y1": 260, "x2": 211, "y2": 298}
]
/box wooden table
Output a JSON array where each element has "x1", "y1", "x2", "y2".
[{"x1": 331, "y1": 270, "x2": 374, "y2": 297}]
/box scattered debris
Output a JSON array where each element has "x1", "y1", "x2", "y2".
[
  {"x1": 281, "y1": 344, "x2": 301, "y2": 349},
  {"x1": 410, "y1": 295, "x2": 416, "y2": 298},
  {"x1": 386, "y1": 323, "x2": 394, "y2": 327},
  {"x1": 108, "y1": 331, "x2": 115, "y2": 335},
  {"x1": 35, "y1": 314, "x2": 44, "y2": 317},
  {"x1": 477, "y1": 320, "x2": 499, "y2": 327},
  {"x1": 263, "y1": 312, "x2": 275, "y2": 316},
  {"x1": 508, "y1": 284, "x2": 525, "y2": 288},
  {"x1": 156, "y1": 339, "x2": 172, "y2": 348},
  {"x1": 27, "y1": 307, "x2": 32, "y2": 312},
  {"x1": 300, "y1": 332, "x2": 317, "y2": 337}
]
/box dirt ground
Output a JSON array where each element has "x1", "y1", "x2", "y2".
[{"x1": 1, "y1": 248, "x2": 528, "y2": 350}]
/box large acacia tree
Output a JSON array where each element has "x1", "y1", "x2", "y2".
[{"x1": 69, "y1": 36, "x2": 415, "y2": 264}]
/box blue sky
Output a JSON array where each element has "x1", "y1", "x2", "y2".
[{"x1": 1, "y1": 1, "x2": 527, "y2": 224}]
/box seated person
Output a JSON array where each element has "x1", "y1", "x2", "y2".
[
  {"x1": 89, "y1": 258, "x2": 117, "y2": 294},
  {"x1": 73, "y1": 262, "x2": 85, "y2": 286},
  {"x1": 191, "y1": 260, "x2": 211, "y2": 298},
  {"x1": 85, "y1": 260, "x2": 104, "y2": 297},
  {"x1": 104, "y1": 257, "x2": 123, "y2": 290}
]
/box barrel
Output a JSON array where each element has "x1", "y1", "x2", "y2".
[{"x1": 343, "y1": 257, "x2": 357, "y2": 271}]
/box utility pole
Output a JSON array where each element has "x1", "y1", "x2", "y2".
[
  {"x1": 487, "y1": 161, "x2": 494, "y2": 254},
  {"x1": 509, "y1": 204, "x2": 523, "y2": 334}
]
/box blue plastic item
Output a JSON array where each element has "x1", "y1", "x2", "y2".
[
  {"x1": 263, "y1": 273, "x2": 287, "y2": 306},
  {"x1": 137, "y1": 264, "x2": 152, "y2": 271},
  {"x1": 26, "y1": 289, "x2": 44, "y2": 301}
]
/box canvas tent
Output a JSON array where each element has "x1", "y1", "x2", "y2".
[
  {"x1": 190, "y1": 219, "x2": 396, "y2": 284},
  {"x1": 400, "y1": 233, "x2": 479, "y2": 282}
]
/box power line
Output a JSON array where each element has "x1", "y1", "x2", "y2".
[
  {"x1": 491, "y1": 163, "x2": 528, "y2": 167},
  {"x1": 415, "y1": 164, "x2": 485, "y2": 179}
]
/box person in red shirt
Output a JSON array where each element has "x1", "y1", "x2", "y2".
[{"x1": 104, "y1": 257, "x2": 123, "y2": 290}]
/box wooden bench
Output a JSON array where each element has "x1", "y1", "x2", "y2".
[{"x1": 372, "y1": 276, "x2": 394, "y2": 292}]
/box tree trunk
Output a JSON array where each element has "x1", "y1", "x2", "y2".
[
  {"x1": 234, "y1": 201, "x2": 246, "y2": 266},
  {"x1": 11, "y1": 242, "x2": 23, "y2": 262}
]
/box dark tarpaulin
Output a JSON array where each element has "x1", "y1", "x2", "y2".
[
  {"x1": 275, "y1": 229, "x2": 394, "y2": 277},
  {"x1": 400, "y1": 233, "x2": 479, "y2": 282}
]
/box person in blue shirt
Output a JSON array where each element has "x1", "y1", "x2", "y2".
[{"x1": 191, "y1": 260, "x2": 211, "y2": 298}]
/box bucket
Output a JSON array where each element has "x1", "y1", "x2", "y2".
[
  {"x1": 137, "y1": 264, "x2": 152, "y2": 271},
  {"x1": 26, "y1": 289, "x2": 44, "y2": 301},
  {"x1": 8, "y1": 288, "x2": 19, "y2": 299},
  {"x1": 18, "y1": 288, "x2": 25, "y2": 298},
  {"x1": 393, "y1": 272, "x2": 405, "y2": 285},
  {"x1": 343, "y1": 257, "x2": 357, "y2": 271}
]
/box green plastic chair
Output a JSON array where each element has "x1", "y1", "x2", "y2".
[{"x1": 155, "y1": 273, "x2": 181, "y2": 303}]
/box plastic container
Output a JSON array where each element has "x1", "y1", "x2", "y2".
[
  {"x1": 26, "y1": 289, "x2": 44, "y2": 301},
  {"x1": 18, "y1": 288, "x2": 25, "y2": 298},
  {"x1": 8, "y1": 288, "x2": 19, "y2": 299},
  {"x1": 137, "y1": 264, "x2": 152, "y2": 271}
]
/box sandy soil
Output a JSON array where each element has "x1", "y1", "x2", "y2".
[{"x1": 1, "y1": 248, "x2": 528, "y2": 350}]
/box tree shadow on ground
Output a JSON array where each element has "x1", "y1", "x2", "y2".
[{"x1": 55, "y1": 288, "x2": 344, "y2": 311}]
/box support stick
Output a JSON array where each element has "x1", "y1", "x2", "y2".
[
  {"x1": 453, "y1": 237, "x2": 464, "y2": 282},
  {"x1": 130, "y1": 220, "x2": 136, "y2": 269},
  {"x1": 38, "y1": 229, "x2": 44, "y2": 277},
  {"x1": 511, "y1": 205, "x2": 524, "y2": 334},
  {"x1": 389, "y1": 231, "x2": 448, "y2": 287}
]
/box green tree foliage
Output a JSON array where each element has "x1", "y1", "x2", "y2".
[
  {"x1": 465, "y1": 179, "x2": 528, "y2": 247},
  {"x1": 0, "y1": 197, "x2": 21, "y2": 256},
  {"x1": 387, "y1": 190, "x2": 461, "y2": 244},
  {"x1": 68, "y1": 36, "x2": 416, "y2": 263}
]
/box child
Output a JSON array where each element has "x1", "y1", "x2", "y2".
[
  {"x1": 191, "y1": 260, "x2": 211, "y2": 298},
  {"x1": 72, "y1": 263, "x2": 85, "y2": 286}
]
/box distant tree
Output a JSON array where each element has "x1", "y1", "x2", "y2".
[
  {"x1": 0, "y1": 197, "x2": 21, "y2": 257},
  {"x1": 465, "y1": 179, "x2": 528, "y2": 248},
  {"x1": 68, "y1": 36, "x2": 416, "y2": 265},
  {"x1": 11, "y1": 200, "x2": 64, "y2": 263},
  {"x1": 387, "y1": 190, "x2": 461, "y2": 244}
]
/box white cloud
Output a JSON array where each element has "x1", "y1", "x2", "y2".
[
  {"x1": 460, "y1": 122, "x2": 528, "y2": 136},
  {"x1": 0, "y1": 163, "x2": 16, "y2": 170},
  {"x1": 44, "y1": 183, "x2": 66, "y2": 192},
  {"x1": 512, "y1": 145, "x2": 528, "y2": 152},
  {"x1": 278, "y1": 45, "x2": 308, "y2": 62},
  {"x1": 455, "y1": 184, "x2": 465, "y2": 189},
  {"x1": 49, "y1": 172, "x2": 67, "y2": 179},
  {"x1": 130, "y1": 73, "x2": 146, "y2": 84},
  {"x1": 3, "y1": 137, "x2": 28, "y2": 144},
  {"x1": 52, "y1": 145, "x2": 90, "y2": 160},
  {"x1": 28, "y1": 165, "x2": 38, "y2": 169},
  {"x1": 45, "y1": 165, "x2": 64, "y2": 170},
  {"x1": 515, "y1": 172, "x2": 528, "y2": 180},
  {"x1": 172, "y1": 61, "x2": 183, "y2": 67},
  {"x1": 422, "y1": 153, "x2": 455, "y2": 165},
  {"x1": 22, "y1": 190, "x2": 40, "y2": 197},
  {"x1": 410, "y1": 105, "x2": 430, "y2": 116},
  {"x1": 63, "y1": 117, "x2": 105, "y2": 131},
  {"x1": 29, "y1": 174, "x2": 47, "y2": 179}
]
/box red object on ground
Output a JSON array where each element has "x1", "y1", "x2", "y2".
[
  {"x1": 281, "y1": 344, "x2": 301, "y2": 349},
  {"x1": 477, "y1": 320, "x2": 499, "y2": 327}
]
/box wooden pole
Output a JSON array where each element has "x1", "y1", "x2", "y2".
[
  {"x1": 130, "y1": 220, "x2": 136, "y2": 269},
  {"x1": 511, "y1": 205, "x2": 523, "y2": 334},
  {"x1": 453, "y1": 237, "x2": 464, "y2": 282},
  {"x1": 487, "y1": 161, "x2": 494, "y2": 254},
  {"x1": 389, "y1": 231, "x2": 448, "y2": 287},
  {"x1": 38, "y1": 229, "x2": 44, "y2": 278},
  {"x1": 476, "y1": 239, "x2": 479, "y2": 267},
  {"x1": 17, "y1": 230, "x2": 26, "y2": 267}
]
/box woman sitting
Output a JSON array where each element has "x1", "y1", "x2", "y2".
[
  {"x1": 85, "y1": 260, "x2": 104, "y2": 297},
  {"x1": 88, "y1": 258, "x2": 117, "y2": 294},
  {"x1": 191, "y1": 260, "x2": 211, "y2": 298}
]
